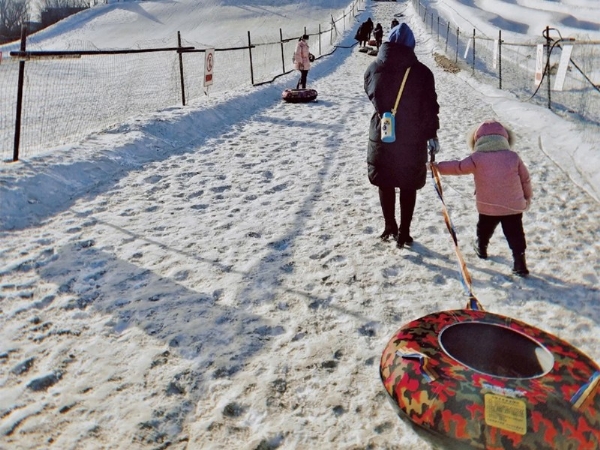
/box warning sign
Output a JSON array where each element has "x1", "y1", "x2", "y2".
[
  {"x1": 534, "y1": 44, "x2": 544, "y2": 86},
  {"x1": 484, "y1": 393, "x2": 527, "y2": 435},
  {"x1": 204, "y1": 48, "x2": 214, "y2": 87}
]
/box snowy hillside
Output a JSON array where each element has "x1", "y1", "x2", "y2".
[{"x1": 0, "y1": 1, "x2": 599, "y2": 450}]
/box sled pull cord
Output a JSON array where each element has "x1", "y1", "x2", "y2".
[
  {"x1": 391, "y1": 67, "x2": 411, "y2": 117},
  {"x1": 429, "y1": 152, "x2": 483, "y2": 311}
]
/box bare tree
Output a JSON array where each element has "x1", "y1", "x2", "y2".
[
  {"x1": 0, "y1": 0, "x2": 29, "y2": 38},
  {"x1": 38, "y1": 0, "x2": 89, "y2": 9}
]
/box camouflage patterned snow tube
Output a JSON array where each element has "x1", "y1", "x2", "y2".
[
  {"x1": 380, "y1": 309, "x2": 600, "y2": 449},
  {"x1": 281, "y1": 88, "x2": 318, "y2": 103}
]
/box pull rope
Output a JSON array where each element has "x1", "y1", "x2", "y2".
[{"x1": 430, "y1": 154, "x2": 483, "y2": 311}]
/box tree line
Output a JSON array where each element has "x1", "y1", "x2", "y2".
[{"x1": 1, "y1": 0, "x2": 90, "y2": 43}]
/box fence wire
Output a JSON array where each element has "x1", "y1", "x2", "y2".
[
  {"x1": 0, "y1": 0, "x2": 360, "y2": 161},
  {"x1": 412, "y1": 0, "x2": 600, "y2": 127}
]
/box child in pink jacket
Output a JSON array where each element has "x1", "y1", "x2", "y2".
[
  {"x1": 294, "y1": 34, "x2": 311, "y2": 89},
  {"x1": 433, "y1": 120, "x2": 533, "y2": 276}
]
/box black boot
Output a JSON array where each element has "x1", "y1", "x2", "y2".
[
  {"x1": 396, "y1": 232, "x2": 414, "y2": 249},
  {"x1": 512, "y1": 252, "x2": 529, "y2": 277},
  {"x1": 379, "y1": 187, "x2": 397, "y2": 241},
  {"x1": 397, "y1": 189, "x2": 416, "y2": 249},
  {"x1": 380, "y1": 224, "x2": 398, "y2": 241},
  {"x1": 474, "y1": 239, "x2": 488, "y2": 259}
]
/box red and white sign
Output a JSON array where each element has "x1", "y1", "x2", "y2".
[
  {"x1": 204, "y1": 48, "x2": 214, "y2": 87},
  {"x1": 534, "y1": 44, "x2": 544, "y2": 86}
]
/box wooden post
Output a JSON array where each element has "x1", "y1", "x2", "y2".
[
  {"x1": 280, "y1": 28, "x2": 285, "y2": 74},
  {"x1": 498, "y1": 30, "x2": 502, "y2": 90},
  {"x1": 456, "y1": 27, "x2": 460, "y2": 63},
  {"x1": 319, "y1": 24, "x2": 321, "y2": 56},
  {"x1": 248, "y1": 31, "x2": 254, "y2": 85},
  {"x1": 13, "y1": 25, "x2": 27, "y2": 162},
  {"x1": 177, "y1": 31, "x2": 186, "y2": 106},
  {"x1": 545, "y1": 26, "x2": 551, "y2": 109},
  {"x1": 472, "y1": 29, "x2": 476, "y2": 74}
]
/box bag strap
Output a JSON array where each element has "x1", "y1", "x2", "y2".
[{"x1": 391, "y1": 67, "x2": 411, "y2": 117}]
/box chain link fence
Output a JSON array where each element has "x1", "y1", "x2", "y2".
[
  {"x1": 412, "y1": 0, "x2": 600, "y2": 127},
  {"x1": 0, "y1": 0, "x2": 364, "y2": 162}
]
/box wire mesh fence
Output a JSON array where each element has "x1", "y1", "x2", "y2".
[
  {"x1": 412, "y1": 0, "x2": 600, "y2": 128},
  {"x1": 0, "y1": 0, "x2": 364, "y2": 162}
]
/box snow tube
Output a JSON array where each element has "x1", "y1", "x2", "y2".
[
  {"x1": 380, "y1": 308, "x2": 600, "y2": 449},
  {"x1": 358, "y1": 47, "x2": 370, "y2": 53},
  {"x1": 281, "y1": 88, "x2": 318, "y2": 103},
  {"x1": 368, "y1": 38, "x2": 377, "y2": 46}
]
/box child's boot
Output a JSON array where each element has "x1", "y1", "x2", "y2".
[
  {"x1": 512, "y1": 252, "x2": 529, "y2": 277},
  {"x1": 474, "y1": 238, "x2": 488, "y2": 259}
]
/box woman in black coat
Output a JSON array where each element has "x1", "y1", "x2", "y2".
[{"x1": 364, "y1": 23, "x2": 440, "y2": 248}]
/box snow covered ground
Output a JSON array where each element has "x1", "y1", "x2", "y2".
[{"x1": 0, "y1": 0, "x2": 599, "y2": 449}]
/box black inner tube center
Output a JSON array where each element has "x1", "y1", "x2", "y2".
[{"x1": 439, "y1": 322, "x2": 554, "y2": 379}]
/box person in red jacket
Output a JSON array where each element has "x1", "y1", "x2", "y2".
[{"x1": 433, "y1": 120, "x2": 533, "y2": 276}]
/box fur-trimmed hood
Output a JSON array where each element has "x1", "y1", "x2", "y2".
[{"x1": 468, "y1": 120, "x2": 515, "y2": 152}]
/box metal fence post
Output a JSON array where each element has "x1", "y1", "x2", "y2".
[
  {"x1": 545, "y1": 26, "x2": 552, "y2": 109},
  {"x1": 280, "y1": 28, "x2": 285, "y2": 74},
  {"x1": 177, "y1": 31, "x2": 186, "y2": 106},
  {"x1": 13, "y1": 25, "x2": 27, "y2": 162},
  {"x1": 248, "y1": 31, "x2": 254, "y2": 86},
  {"x1": 498, "y1": 30, "x2": 502, "y2": 90},
  {"x1": 456, "y1": 27, "x2": 460, "y2": 63},
  {"x1": 472, "y1": 29, "x2": 476, "y2": 74},
  {"x1": 319, "y1": 24, "x2": 322, "y2": 55}
]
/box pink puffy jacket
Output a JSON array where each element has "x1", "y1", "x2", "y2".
[
  {"x1": 436, "y1": 132, "x2": 532, "y2": 216},
  {"x1": 294, "y1": 39, "x2": 311, "y2": 71}
]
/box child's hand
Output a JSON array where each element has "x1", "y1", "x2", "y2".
[{"x1": 525, "y1": 198, "x2": 532, "y2": 211}]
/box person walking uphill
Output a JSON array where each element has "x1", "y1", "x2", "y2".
[
  {"x1": 432, "y1": 120, "x2": 533, "y2": 277},
  {"x1": 364, "y1": 23, "x2": 440, "y2": 248},
  {"x1": 373, "y1": 23, "x2": 383, "y2": 49},
  {"x1": 294, "y1": 34, "x2": 311, "y2": 89},
  {"x1": 364, "y1": 17, "x2": 374, "y2": 41}
]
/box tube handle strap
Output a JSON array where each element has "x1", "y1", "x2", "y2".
[
  {"x1": 571, "y1": 370, "x2": 600, "y2": 409},
  {"x1": 396, "y1": 347, "x2": 438, "y2": 383}
]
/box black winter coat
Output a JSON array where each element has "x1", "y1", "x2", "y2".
[{"x1": 364, "y1": 42, "x2": 439, "y2": 189}]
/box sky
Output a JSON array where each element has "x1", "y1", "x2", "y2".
[{"x1": 0, "y1": 0, "x2": 599, "y2": 449}]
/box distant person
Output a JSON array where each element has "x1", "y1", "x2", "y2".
[
  {"x1": 294, "y1": 34, "x2": 311, "y2": 89},
  {"x1": 364, "y1": 23, "x2": 440, "y2": 248},
  {"x1": 364, "y1": 17, "x2": 374, "y2": 41},
  {"x1": 355, "y1": 21, "x2": 368, "y2": 47},
  {"x1": 433, "y1": 120, "x2": 533, "y2": 276},
  {"x1": 373, "y1": 23, "x2": 383, "y2": 49},
  {"x1": 391, "y1": 18, "x2": 400, "y2": 30}
]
